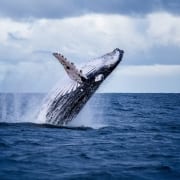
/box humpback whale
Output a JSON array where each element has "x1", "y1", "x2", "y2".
[{"x1": 38, "y1": 48, "x2": 124, "y2": 126}]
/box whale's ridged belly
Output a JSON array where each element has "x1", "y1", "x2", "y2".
[{"x1": 46, "y1": 82, "x2": 100, "y2": 125}]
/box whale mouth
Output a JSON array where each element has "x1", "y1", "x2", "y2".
[
  {"x1": 103, "y1": 48, "x2": 124, "y2": 69},
  {"x1": 116, "y1": 48, "x2": 124, "y2": 64},
  {"x1": 114, "y1": 48, "x2": 124, "y2": 54},
  {"x1": 113, "y1": 48, "x2": 124, "y2": 61}
]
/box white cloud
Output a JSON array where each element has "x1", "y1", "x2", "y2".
[
  {"x1": 147, "y1": 12, "x2": 180, "y2": 46},
  {"x1": 0, "y1": 18, "x2": 31, "y2": 44},
  {"x1": 0, "y1": 12, "x2": 180, "y2": 61},
  {"x1": 0, "y1": 61, "x2": 63, "y2": 92},
  {"x1": 0, "y1": 12, "x2": 180, "y2": 92},
  {"x1": 119, "y1": 64, "x2": 180, "y2": 77},
  {"x1": 99, "y1": 65, "x2": 180, "y2": 93},
  {"x1": 1, "y1": 62, "x2": 179, "y2": 93}
]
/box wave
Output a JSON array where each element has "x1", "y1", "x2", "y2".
[{"x1": 0, "y1": 122, "x2": 103, "y2": 131}]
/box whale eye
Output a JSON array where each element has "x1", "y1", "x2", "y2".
[{"x1": 95, "y1": 74, "x2": 104, "y2": 82}]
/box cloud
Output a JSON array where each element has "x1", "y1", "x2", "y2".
[
  {"x1": 0, "y1": 12, "x2": 180, "y2": 92},
  {"x1": 147, "y1": 12, "x2": 180, "y2": 45},
  {"x1": 0, "y1": 12, "x2": 180, "y2": 64},
  {"x1": 0, "y1": 0, "x2": 180, "y2": 20},
  {"x1": 99, "y1": 65, "x2": 180, "y2": 93},
  {"x1": 0, "y1": 61, "x2": 62, "y2": 92},
  {"x1": 8, "y1": 32, "x2": 27, "y2": 41},
  {"x1": 1, "y1": 62, "x2": 180, "y2": 93}
]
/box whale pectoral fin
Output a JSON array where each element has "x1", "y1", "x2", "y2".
[{"x1": 53, "y1": 53, "x2": 87, "y2": 83}]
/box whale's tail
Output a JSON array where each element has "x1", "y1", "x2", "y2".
[{"x1": 53, "y1": 53, "x2": 87, "y2": 83}]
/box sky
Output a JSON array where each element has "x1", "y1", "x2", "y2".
[{"x1": 0, "y1": 0, "x2": 180, "y2": 93}]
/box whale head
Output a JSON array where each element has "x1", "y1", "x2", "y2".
[{"x1": 82, "y1": 48, "x2": 124, "y2": 83}]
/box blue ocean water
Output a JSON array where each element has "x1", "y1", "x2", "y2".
[{"x1": 0, "y1": 93, "x2": 180, "y2": 179}]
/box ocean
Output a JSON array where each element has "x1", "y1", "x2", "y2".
[{"x1": 0, "y1": 93, "x2": 180, "y2": 179}]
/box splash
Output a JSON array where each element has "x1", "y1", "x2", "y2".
[
  {"x1": 0, "y1": 93, "x2": 44, "y2": 123},
  {"x1": 36, "y1": 77, "x2": 72, "y2": 123},
  {"x1": 68, "y1": 97, "x2": 107, "y2": 129},
  {"x1": 0, "y1": 91, "x2": 106, "y2": 129},
  {"x1": 36, "y1": 75, "x2": 106, "y2": 128}
]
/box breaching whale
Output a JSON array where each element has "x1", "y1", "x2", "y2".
[{"x1": 38, "y1": 48, "x2": 124, "y2": 126}]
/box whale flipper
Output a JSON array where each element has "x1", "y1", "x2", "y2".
[{"x1": 53, "y1": 53, "x2": 87, "y2": 83}]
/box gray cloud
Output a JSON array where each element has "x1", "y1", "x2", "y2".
[
  {"x1": 8, "y1": 32, "x2": 27, "y2": 41},
  {"x1": 124, "y1": 45, "x2": 180, "y2": 65},
  {"x1": 0, "y1": 0, "x2": 180, "y2": 20},
  {"x1": 1, "y1": 13, "x2": 180, "y2": 65}
]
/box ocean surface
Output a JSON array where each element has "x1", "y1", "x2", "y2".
[{"x1": 0, "y1": 93, "x2": 180, "y2": 179}]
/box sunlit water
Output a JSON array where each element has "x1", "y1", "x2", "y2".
[{"x1": 0, "y1": 93, "x2": 180, "y2": 179}]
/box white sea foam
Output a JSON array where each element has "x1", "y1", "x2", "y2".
[
  {"x1": 68, "y1": 97, "x2": 107, "y2": 129},
  {"x1": 0, "y1": 93, "x2": 44, "y2": 123}
]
